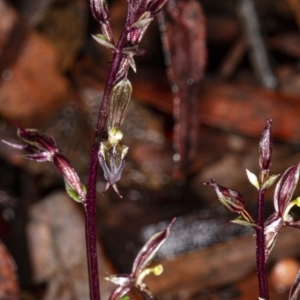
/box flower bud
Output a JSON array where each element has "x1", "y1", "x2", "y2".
[
  {"x1": 53, "y1": 154, "x2": 86, "y2": 202},
  {"x1": 205, "y1": 179, "x2": 246, "y2": 213},
  {"x1": 259, "y1": 119, "x2": 272, "y2": 172},
  {"x1": 90, "y1": 0, "x2": 110, "y2": 24},
  {"x1": 107, "y1": 78, "x2": 132, "y2": 131}
]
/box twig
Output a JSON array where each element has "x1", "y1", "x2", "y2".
[
  {"x1": 237, "y1": 0, "x2": 277, "y2": 89},
  {"x1": 158, "y1": 0, "x2": 206, "y2": 179},
  {"x1": 218, "y1": 38, "x2": 247, "y2": 79}
]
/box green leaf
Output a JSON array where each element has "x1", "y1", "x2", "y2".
[
  {"x1": 92, "y1": 34, "x2": 116, "y2": 50},
  {"x1": 246, "y1": 169, "x2": 259, "y2": 189},
  {"x1": 231, "y1": 216, "x2": 259, "y2": 228},
  {"x1": 120, "y1": 296, "x2": 131, "y2": 300},
  {"x1": 131, "y1": 17, "x2": 153, "y2": 29},
  {"x1": 261, "y1": 173, "x2": 280, "y2": 190},
  {"x1": 122, "y1": 45, "x2": 139, "y2": 55}
]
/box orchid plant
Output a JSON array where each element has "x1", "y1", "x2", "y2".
[
  {"x1": 2, "y1": 0, "x2": 174, "y2": 300},
  {"x1": 206, "y1": 120, "x2": 300, "y2": 300},
  {"x1": 3, "y1": 0, "x2": 300, "y2": 300}
]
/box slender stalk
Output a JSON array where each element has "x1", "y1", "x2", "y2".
[
  {"x1": 84, "y1": 18, "x2": 132, "y2": 300},
  {"x1": 255, "y1": 189, "x2": 269, "y2": 300}
]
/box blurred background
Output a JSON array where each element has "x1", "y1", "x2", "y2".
[{"x1": 1, "y1": 0, "x2": 300, "y2": 299}]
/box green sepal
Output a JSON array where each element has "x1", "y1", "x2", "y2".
[
  {"x1": 66, "y1": 183, "x2": 86, "y2": 203},
  {"x1": 261, "y1": 174, "x2": 280, "y2": 190},
  {"x1": 92, "y1": 34, "x2": 116, "y2": 50},
  {"x1": 120, "y1": 296, "x2": 131, "y2": 300},
  {"x1": 128, "y1": 55, "x2": 136, "y2": 73}
]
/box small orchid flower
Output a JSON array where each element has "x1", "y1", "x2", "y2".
[
  {"x1": 3, "y1": 126, "x2": 86, "y2": 203},
  {"x1": 98, "y1": 78, "x2": 132, "y2": 198},
  {"x1": 105, "y1": 218, "x2": 175, "y2": 300},
  {"x1": 3, "y1": 126, "x2": 59, "y2": 162},
  {"x1": 98, "y1": 133, "x2": 129, "y2": 198}
]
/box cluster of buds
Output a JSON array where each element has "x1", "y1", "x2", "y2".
[
  {"x1": 3, "y1": 126, "x2": 86, "y2": 203},
  {"x1": 105, "y1": 218, "x2": 175, "y2": 300},
  {"x1": 91, "y1": 0, "x2": 171, "y2": 83},
  {"x1": 91, "y1": 0, "x2": 172, "y2": 197},
  {"x1": 258, "y1": 119, "x2": 273, "y2": 184}
]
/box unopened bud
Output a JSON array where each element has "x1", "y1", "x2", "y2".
[
  {"x1": 53, "y1": 154, "x2": 86, "y2": 202},
  {"x1": 205, "y1": 179, "x2": 246, "y2": 213},
  {"x1": 259, "y1": 119, "x2": 272, "y2": 173},
  {"x1": 90, "y1": 0, "x2": 110, "y2": 23},
  {"x1": 107, "y1": 78, "x2": 132, "y2": 131}
]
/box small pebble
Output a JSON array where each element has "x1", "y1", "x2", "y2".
[{"x1": 270, "y1": 257, "x2": 300, "y2": 293}]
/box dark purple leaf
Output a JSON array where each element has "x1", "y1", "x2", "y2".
[
  {"x1": 259, "y1": 119, "x2": 272, "y2": 171},
  {"x1": 264, "y1": 212, "x2": 284, "y2": 261},
  {"x1": 274, "y1": 163, "x2": 300, "y2": 216},
  {"x1": 108, "y1": 285, "x2": 131, "y2": 300},
  {"x1": 132, "y1": 218, "x2": 175, "y2": 277},
  {"x1": 289, "y1": 271, "x2": 300, "y2": 300},
  {"x1": 286, "y1": 220, "x2": 300, "y2": 229}
]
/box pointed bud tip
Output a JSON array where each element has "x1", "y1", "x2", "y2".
[
  {"x1": 204, "y1": 179, "x2": 216, "y2": 187},
  {"x1": 168, "y1": 217, "x2": 176, "y2": 229}
]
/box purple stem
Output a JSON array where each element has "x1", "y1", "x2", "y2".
[
  {"x1": 255, "y1": 189, "x2": 269, "y2": 300},
  {"x1": 84, "y1": 18, "x2": 131, "y2": 300}
]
